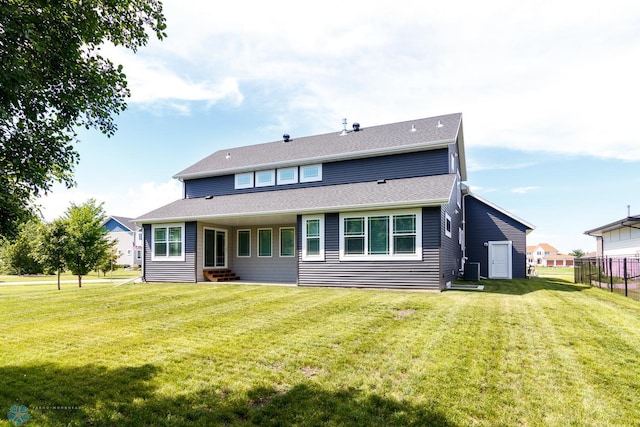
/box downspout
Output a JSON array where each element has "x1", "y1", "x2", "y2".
[{"x1": 461, "y1": 193, "x2": 468, "y2": 275}]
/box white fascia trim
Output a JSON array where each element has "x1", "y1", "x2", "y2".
[{"x1": 173, "y1": 139, "x2": 456, "y2": 181}]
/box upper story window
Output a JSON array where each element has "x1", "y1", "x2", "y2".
[
  {"x1": 152, "y1": 223, "x2": 185, "y2": 261},
  {"x1": 277, "y1": 167, "x2": 298, "y2": 185},
  {"x1": 233, "y1": 164, "x2": 321, "y2": 190},
  {"x1": 300, "y1": 164, "x2": 322, "y2": 183},
  {"x1": 235, "y1": 172, "x2": 254, "y2": 189},
  {"x1": 255, "y1": 169, "x2": 276, "y2": 187}
]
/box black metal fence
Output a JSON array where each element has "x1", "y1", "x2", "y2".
[{"x1": 574, "y1": 256, "x2": 640, "y2": 301}]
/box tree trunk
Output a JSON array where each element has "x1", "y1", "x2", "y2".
[
  {"x1": 57, "y1": 269, "x2": 61, "y2": 291},
  {"x1": 78, "y1": 274, "x2": 82, "y2": 288}
]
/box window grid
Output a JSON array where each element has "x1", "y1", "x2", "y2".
[{"x1": 342, "y1": 212, "x2": 419, "y2": 259}]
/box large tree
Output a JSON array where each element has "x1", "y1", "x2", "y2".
[
  {"x1": 0, "y1": 0, "x2": 166, "y2": 237},
  {"x1": 63, "y1": 198, "x2": 113, "y2": 287}
]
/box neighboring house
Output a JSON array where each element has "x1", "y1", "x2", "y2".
[
  {"x1": 585, "y1": 215, "x2": 640, "y2": 257},
  {"x1": 526, "y1": 243, "x2": 575, "y2": 267},
  {"x1": 103, "y1": 216, "x2": 143, "y2": 267},
  {"x1": 136, "y1": 113, "x2": 534, "y2": 290}
]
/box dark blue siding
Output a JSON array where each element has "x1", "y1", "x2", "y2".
[
  {"x1": 104, "y1": 218, "x2": 130, "y2": 233},
  {"x1": 440, "y1": 190, "x2": 463, "y2": 286},
  {"x1": 185, "y1": 149, "x2": 449, "y2": 198},
  {"x1": 464, "y1": 196, "x2": 528, "y2": 279}
]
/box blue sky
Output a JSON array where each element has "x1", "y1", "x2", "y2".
[{"x1": 37, "y1": 0, "x2": 640, "y2": 254}]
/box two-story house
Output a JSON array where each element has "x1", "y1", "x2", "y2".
[
  {"x1": 103, "y1": 216, "x2": 143, "y2": 267},
  {"x1": 136, "y1": 113, "x2": 534, "y2": 290},
  {"x1": 526, "y1": 243, "x2": 575, "y2": 267}
]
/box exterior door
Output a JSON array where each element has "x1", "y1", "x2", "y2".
[
  {"x1": 204, "y1": 228, "x2": 227, "y2": 268},
  {"x1": 488, "y1": 241, "x2": 512, "y2": 279}
]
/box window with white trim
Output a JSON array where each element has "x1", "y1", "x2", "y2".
[
  {"x1": 258, "y1": 228, "x2": 272, "y2": 257},
  {"x1": 152, "y1": 224, "x2": 185, "y2": 261},
  {"x1": 237, "y1": 229, "x2": 251, "y2": 257},
  {"x1": 280, "y1": 227, "x2": 295, "y2": 257},
  {"x1": 302, "y1": 215, "x2": 324, "y2": 261},
  {"x1": 235, "y1": 172, "x2": 254, "y2": 189},
  {"x1": 300, "y1": 164, "x2": 322, "y2": 182},
  {"x1": 277, "y1": 167, "x2": 298, "y2": 185},
  {"x1": 445, "y1": 213, "x2": 452, "y2": 238},
  {"x1": 255, "y1": 169, "x2": 275, "y2": 187},
  {"x1": 339, "y1": 210, "x2": 421, "y2": 260}
]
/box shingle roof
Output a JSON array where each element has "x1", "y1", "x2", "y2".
[
  {"x1": 174, "y1": 113, "x2": 464, "y2": 181},
  {"x1": 136, "y1": 174, "x2": 456, "y2": 224},
  {"x1": 105, "y1": 216, "x2": 140, "y2": 232},
  {"x1": 585, "y1": 215, "x2": 640, "y2": 236}
]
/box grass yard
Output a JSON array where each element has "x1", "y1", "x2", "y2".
[
  {"x1": 1, "y1": 278, "x2": 639, "y2": 426},
  {"x1": 0, "y1": 268, "x2": 141, "y2": 284}
]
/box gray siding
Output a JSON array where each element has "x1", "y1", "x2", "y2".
[
  {"x1": 229, "y1": 225, "x2": 298, "y2": 283},
  {"x1": 143, "y1": 222, "x2": 197, "y2": 283},
  {"x1": 464, "y1": 195, "x2": 529, "y2": 278},
  {"x1": 184, "y1": 149, "x2": 448, "y2": 199},
  {"x1": 297, "y1": 208, "x2": 442, "y2": 290},
  {"x1": 439, "y1": 182, "x2": 463, "y2": 288}
]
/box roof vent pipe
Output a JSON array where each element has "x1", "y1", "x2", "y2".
[
  {"x1": 353, "y1": 122, "x2": 360, "y2": 132},
  {"x1": 340, "y1": 118, "x2": 348, "y2": 136},
  {"x1": 283, "y1": 134, "x2": 290, "y2": 143},
  {"x1": 436, "y1": 120, "x2": 443, "y2": 128}
]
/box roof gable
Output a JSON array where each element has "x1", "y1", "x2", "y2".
[
  {"x1": 465, "y1": 192, "x2": 535, "y2": 233},
  {"x1": 104, "y1": 216, "x2": 139, "y2": 232},
  {"x1": 174, "y1": 113, "x2": 464, "y2": 181}
]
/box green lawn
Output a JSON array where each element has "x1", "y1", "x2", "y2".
[{"x1": 1, "y1": 278, "x2": 639, "y2": 426}]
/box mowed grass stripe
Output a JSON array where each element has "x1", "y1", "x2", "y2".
[{"x1": 1, "y1": 280, "x2": 640, "y2": 426}]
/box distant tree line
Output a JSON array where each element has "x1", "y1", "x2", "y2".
[{"x1": 0, "y1": 199, "x2": 118, "y2": 290}]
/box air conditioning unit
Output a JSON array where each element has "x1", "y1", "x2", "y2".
[{"x1": 464, "y1": 262, "x2": 480, "y2": 281}]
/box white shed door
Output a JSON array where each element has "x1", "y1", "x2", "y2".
[{"x1": 489, "y1": 241, "x2": 512, "y2": 279}]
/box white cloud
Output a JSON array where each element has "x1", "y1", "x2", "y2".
[
  {"x1": 37, "y1": 180, "x2": 182, "y2": 222},
  {"x1": 94, "y1": 0, "x2": 640, "y2": 159},
  {"x1": 511, "y1": 186, "x2": 540, "y2": 194}
]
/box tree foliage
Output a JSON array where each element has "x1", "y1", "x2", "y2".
[
  {"x1": 0, "y1": 0, "x2": 166, "y2": 237},
  {"x1": 569, "y1": 249, "x2": 586, "y2": 259},
  {"x1": 63, "y1": 199, "x2": 113, "y2": 287},
  {"x1": 37, "y1": 218, "x2": 69, "y2": 290},
  {"x1": 0, "y1": 219, "x2": 44, "y2": 275}
]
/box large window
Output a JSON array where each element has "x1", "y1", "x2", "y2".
[
  {"x1": 339, "y1": 210, "x2": 421, "y2": 260},
  {"x1": 302, "y1": 215, "x2": 324, "y2": 261},
  {"x1": 237, "y1": 229, "x2": 251, "y2": 257},
  {"x1": 280, "y1": 227, "x2": 295, "y2": 257},
  {"x1": 258, "y1": 228, "x2": 272, "y2": 257},
  {"x1": 152, "y1": 224, "x2": 184, "y2": 261}
]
